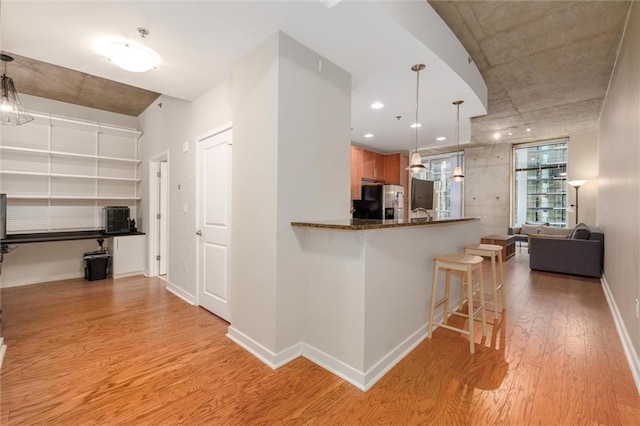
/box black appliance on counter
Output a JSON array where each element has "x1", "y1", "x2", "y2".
[{"x1": 104, "y1": 206, "x2": 130, "y2": 234}]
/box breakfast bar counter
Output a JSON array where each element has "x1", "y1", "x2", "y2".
[
  {"x1": 291, "y1": 217, "x2": 477, "y2": 230},
  {"x1": 289, "y1": 217, "x2": 480, "y2": 390}
]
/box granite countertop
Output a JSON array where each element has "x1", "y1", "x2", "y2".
[{"x1": 290, "y1": 217, "x2": 478, "y2": 231}]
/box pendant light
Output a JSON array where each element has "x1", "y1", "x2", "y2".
[
  {"x1": 406, "y1": 64, "x2": 427, "y2": 174},
  {"x1": 451, "y1": 100, "x2": 464, "y2": 182},
  {"x1": 0, "y1": 54, "x2": 33, "y2": 126}
]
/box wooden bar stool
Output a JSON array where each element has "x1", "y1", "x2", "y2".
[
  {"x1": 428, "y1": 253, "x2": 487, "y2": 353},
  {"x1": 465, "y1": 244, "x2": 506, "y2": 319}
]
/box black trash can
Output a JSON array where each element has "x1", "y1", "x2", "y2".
[{"x1": 84, "y1": 250, "x2": 111, "y2": 281}]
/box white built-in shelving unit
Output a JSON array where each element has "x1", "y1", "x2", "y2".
[{"x1": 0, "y1": 112, "x2": 142, "y2": 233}]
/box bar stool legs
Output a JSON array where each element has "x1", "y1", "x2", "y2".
[
  {"x1": 465, "y1": 244, "x2": 506, "y2": 319},
  {"x1": 428, "y1": 253, "x2": 486, "y2": 353}
]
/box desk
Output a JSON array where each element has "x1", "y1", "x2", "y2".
[
  {"x1": 1, "y1": 230, "x2": 146, "y2": 285},
  {"x1": 480, "y1": 234, "x2": 516, "y2": 261}
]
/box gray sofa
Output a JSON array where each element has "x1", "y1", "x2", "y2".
[{"x1": 528, "y1": 224, "x2": 604, "y2": 278}]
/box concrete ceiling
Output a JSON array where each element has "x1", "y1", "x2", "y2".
[
  {"x1": 3, "y1": 53, "x2": 160, "y2": 117},
  {"x1": 428, "y1": 0, "x2": 631, "y2": 149},
  {"x1": 1, "y1": 1, "x2": 631, "y2": 152}
]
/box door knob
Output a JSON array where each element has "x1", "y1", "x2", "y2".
[{"x1": 196, "y1": 230, "x2": 202, "y2": 236}]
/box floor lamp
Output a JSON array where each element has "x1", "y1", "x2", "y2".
[{"x1": 567, "y1": 179, "x2": 586, "y2": 225}]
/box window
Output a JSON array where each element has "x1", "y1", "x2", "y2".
[
  {"x1": 513, "y1": 140, "x2": 568, "y2": 227},
  {"x1": 415, "y1": 152, "x2": 464, "y2": 219}
]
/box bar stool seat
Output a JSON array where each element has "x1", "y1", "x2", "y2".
[
  {"x1": 465, "y1": 244, "x2": 506, "y2": 319},
  {"x1": 428, "y1": 253, "x2": 487, "y2": 353}
]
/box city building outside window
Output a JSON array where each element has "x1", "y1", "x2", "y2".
[
  {"x1": 416, "y1": 152, "x2": 464, "y2": 219},
  {"x1": 513, "y1": 140, "x2": 568, "y2": 227}
]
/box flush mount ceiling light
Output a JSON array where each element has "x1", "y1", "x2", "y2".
[
  {"x1": 436, "y1": 136, "x2": 446, "y2": 141},
  {"x1": 106, "y1": 28, "x2": 159, "y2": 73},
  {"x1": 364, "y1": 133, "x2": 374, "y2": 138},
  {"x1": 405, "y1": 64, "x2": 427, "y2": 174},
  {"x1": 0, "y1": 54, "x2": 34, "y2": 126},
  {"x1": 451, "y1": 100, "x2": 465, "y2": 182},
  {"x1": 370, "y1": 102, "x2": 384, "y2": 109},
  {"x1": 410, "y1": 122, "x2": 422, "y2": 128}
]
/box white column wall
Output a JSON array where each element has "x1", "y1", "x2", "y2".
[
  {"x1": 230, "y1": 34, "x2": 280, "y2": 351},
  {"x1": 276, "y1": 33, "x2": 351, "y2": 352},
  {"x1": 230, "y1": 32, "x2": 351, "y2": 355}
]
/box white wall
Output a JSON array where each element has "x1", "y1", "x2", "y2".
[
  {"x1": 276, "y1": 33, "x2": 351, "y2": 351},
  {"x1": 598, "y1": 2, "x2": 640, "y2": 365},
  {"x1": 230, "y1": 32, "x2": 351, "y2": 355},
  {"x1": 568, "y1": 129, "x2": 598, "y2": 226},
  {"x1": 138, "y1": 82, "x2": 232, "y2": 301}
]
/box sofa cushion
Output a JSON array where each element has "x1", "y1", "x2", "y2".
[
  {"x1": 539, "y1": 225, "x2": 571, "y2": 238},
  {"x1": 520, "y1": 223, "x2": 543, "y2": 236},
  {"x1": 569, "y1": 223, "x2": 591, "y2": 240}
]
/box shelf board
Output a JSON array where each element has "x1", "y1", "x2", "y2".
[
  {"x1": 0, "y1": 145, "x2": 140, "y2": 164},
  {"x1": 0, "y1": 170, "x2": 140, "y2": 182},
  {"x1": 6, "y1": 195, "x2": 141, "y2": 200}
]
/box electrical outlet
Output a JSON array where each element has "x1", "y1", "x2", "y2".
[{"x1": 635, "y1": 299, "x2": 639, "y2": 319}]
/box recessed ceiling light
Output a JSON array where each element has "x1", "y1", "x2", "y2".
[
  {"x1": 526, "y1": 127, "x2": 532, "y2": 132},
  {"x1": 411, "y1": 123, "x2": 422, "y2": 128},
  {"x1": 364, "y1": 133, "x2": 374, "y2": 138},
  {"x1": 436, "y1": 136, "x2": 446, "y2": 141},
  {"x1": 370, "y1": 102, "x2": 384, "y2": 109},
  {"x1": 493, "y1": 132, "x2": 501, "y2": 139},
  {"x1": 508, "y1": 131, "x2": 513, "y2": 136}
]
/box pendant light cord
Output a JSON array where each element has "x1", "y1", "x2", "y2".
[
  {"x1": 456, "y1": 101, "x2": 460, "y2": 167},
  {"x1": 414, "y1": 68, "x2": 420, "y2": 154}
]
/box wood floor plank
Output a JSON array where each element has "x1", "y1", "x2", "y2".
[{"x1": 2, "y1": 254, "x2": 640, "y2": 424}]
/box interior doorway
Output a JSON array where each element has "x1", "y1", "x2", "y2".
[{"x1": 148, "y1": 152, "x2": 169, "y2": 278}]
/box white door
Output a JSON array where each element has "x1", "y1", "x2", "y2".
[
  {"x1": 159, "y1": 161, "x2": 168, "y2": 275},
  {"x1": 197, "y1": 129, "x2": 232, "y2": 321}
]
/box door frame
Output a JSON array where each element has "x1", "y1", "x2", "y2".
[
  {"x1": 195, "y1": 122, "x2": 233, "y2": 308},
  {"x1": 148, "y1": 150, "x2": 170, "y2": 277}
]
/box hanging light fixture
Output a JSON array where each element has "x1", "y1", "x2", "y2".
[
  {"x1": 0, "y1": 54, "x2": 34, "y2": 126},
  {"x1": 451, "y1": 100, "x2": 465, "y2": 182},
  {"x1": 405, "y1": 64, "x2": 427, "y2": 174}
]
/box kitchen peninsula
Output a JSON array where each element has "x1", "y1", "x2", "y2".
[{"x1": 290, "y1": 217, "x2": 480, "y2": 390}]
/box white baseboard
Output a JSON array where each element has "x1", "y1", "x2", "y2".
[
  {"x1": 165, "y1": 281, "x2": 196, "y2": 305},
  {"x1": 0, "y1": 337, "x2": 6, "y2": 369},
  {"x1": 601, "y1": 274, "x2": 640, "y2": 394},
  {"x1": 228, "y1": 321, "x2": 436, "y2": 392},
  {"x1": 301, "y1": 343, "x2": 367, "y2": 390},
  {"x1": 226, "y1": 326, "x2": 301, "y2": 369}
]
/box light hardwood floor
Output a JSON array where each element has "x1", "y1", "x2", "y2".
[{"x1": 2, "y1": 253, "x2": 640, "y2": 424}]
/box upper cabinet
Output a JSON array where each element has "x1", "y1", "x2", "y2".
[
  {"x1": 361, "y1": 150, "x2": 385, "y2": 181},
  {"x1": 351, "y1": 147, "x2": 409, "y2": 201},
  {"x1": 383, "y1": 153, "x2": 409, "y2": 187}
]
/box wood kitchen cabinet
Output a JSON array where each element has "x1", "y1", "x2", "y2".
[
  {"x1": 361, "y1": 150, "x2": 385, "y2": 180},
  {"x1": 351, "y1": 147, "x2": 363, "y2": 200},
  {"x1": 383, "y1": 153, "x2": 409, "y2": 187}
]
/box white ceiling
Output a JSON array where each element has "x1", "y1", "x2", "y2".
[{"x1": 1, "y1": 0, "x2": 487, "y2": 154}]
